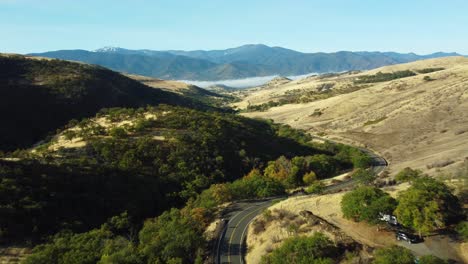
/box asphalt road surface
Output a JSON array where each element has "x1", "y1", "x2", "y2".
[{"x1": 214, "y1": 148, "x2": 388, "y2": 264}]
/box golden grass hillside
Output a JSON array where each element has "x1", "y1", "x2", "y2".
[
  {"x1": 242, "y1": 57, "x2": 468, "y2": 176},
  {"x1": 126, "y1": 74, "x2": 198, "y2": 94}
]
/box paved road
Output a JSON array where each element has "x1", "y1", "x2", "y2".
[
  {"x1": 216, "y1": 199, "x2": 280, "y2": 264},
  {"x1": 214, "y1": 148, "x2": 388, "y2": 264}
]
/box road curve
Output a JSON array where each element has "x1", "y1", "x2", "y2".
[{"x1": 214, "y1": 148, "x2": 388, "y2": 264}]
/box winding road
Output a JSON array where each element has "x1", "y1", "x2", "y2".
[{"x1": 214, "y1": 148, "x2": 388, "y2": 264}]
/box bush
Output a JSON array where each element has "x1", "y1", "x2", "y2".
[
  {"x1": 341, "y1": 186, "x2": 397, "y2": 224},
  {"x1": 373, "y1": 245, "x2": 415, "y2": 264},
  {"x1": 423, "y1": 76, "x2": 435, "y2": 82},
  {"x1": 351, "y1": 169, "x2": 376, "y2": 185},
  {"x1": 261, "y1": 232, "x2": 338, "y2": 264},
  {"x1": 395, "y1": 167, "x2": 422, "y2": 182},
  {"x1": 419, "y1": 255, "x2": 448, "y2": 264},
  {"x1": 302, "y1": 171, "x2": 317, "y2": 185},
  {"x1": 455, "y1": 221, "x2": 468, "y2": 241},
  {"x1": 305, "y1": 182, "x2": 325, "y2": 194},
  {"x1": 109, "y1": 127, "x2": 127, "y2": 138}
]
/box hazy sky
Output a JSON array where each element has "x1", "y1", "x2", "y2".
[{"x1": 1, "y1": 0, "x2": 467, "y2": 54}]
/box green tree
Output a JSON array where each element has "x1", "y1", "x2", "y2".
[
  {"x1": 394, "y1": 177, "x2": 462, "y2": 236},
  {"x1": 261, "y1": 232, "x2": 338, "y2": 264},
  {"x1": 352, "y1": 169, "x2": 376, "y2": 185},
  {"x1": 109, "y1": 127, "x2": 127, "y2": 138},
  {"x1": 138, "y1": 208, "x2": 205, "y2": 263},
  {"x1": 305, "y1": 182, "x2": 325, "y2": 194},
  {"x1": 63, "y1": 130, "x2": 77, "y2": 141},
  {"x1": 341, "y1": 186, "x2": 397, "y2": 223},
  {"x1": 98, "y1": 237, "x2": 142, "y2": 264},
  {"x1": 302, "y1": 171, "x2": 317, "y2": 185},
  {"x1": 264, "y1": 156, "x2": 296, "y2": 187},
  {"x1": 373, "y1": 245, "x2": 415, "y2": 264},
  {"x1": 351, "y1": 152, "x2": 372, "y2": 169}
]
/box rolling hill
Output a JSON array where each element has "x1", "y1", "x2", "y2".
[
  {"x1": 29, "y1": 44, "x2": 461, "y2": 81},
  {"x1": 0, "y1": 54, "x2": 211, "y2": 151},
  {"x1": 241, "y1": 56, "x2": 468, "y2": 177}
]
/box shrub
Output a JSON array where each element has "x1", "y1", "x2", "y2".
[
  {"x1": 373, "y1": 245, "x2": 415, "y2": 264},
  {"x1": 261, "y1": 232, "x2": 338, "y2": 264},
  {"x1": 109, "y1": 127, "x2": 127, "y2": 138},
  {"x1": 252, "y1": 219, "x2": 267, "y2": 234},
  {"x1": 395, "y1": 167, "x2": 422, "y2": 182},
  {"x1": 419, "y1": 255, "x2": 448, "y2": 264},
  {"x1": 302, "y1": 171, "x2": 317, "y2": 185},
  {"x1": 351, "y1": 169, "x2": 376, "y2": 185},
  {"x1": 305, "y1": 182, "x2": 325, "y2": 194},
  {"x1": 423, "y1": 76, "x2": 435, "y2": 82},
  {"x1": 63, "y1": 130, "x2": 77, "y2": 141},
  {"x1": 455, "y1": 221, "x2": 468, "y2": 241}
]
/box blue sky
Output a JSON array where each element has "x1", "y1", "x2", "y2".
[{"x1": 1, "y1": 0, "x2": 467, "y2": 54}]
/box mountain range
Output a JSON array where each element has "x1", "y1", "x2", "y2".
[{"x1": 29, "y1": 44, "x2": 462, "y2": 81}]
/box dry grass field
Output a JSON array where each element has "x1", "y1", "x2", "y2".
[
  {"x1": 241, "y1": 57, "x2": 468, "y2": 177},
  {"x1": 126, "y1": 74, "x2": 198, "y2": 94}
]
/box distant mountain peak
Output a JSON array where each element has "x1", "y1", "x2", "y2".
[{"x1": 94, "y1": 46, "x2": 122, "y2": 53}]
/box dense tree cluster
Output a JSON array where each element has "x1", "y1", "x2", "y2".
[
  {"x1": 341, "y1": 186, "x2": 397, "y2": 223},
  {"x1": 0, "y1": 106, "x2": 325, "y2": 241},
  {"x1": 351, "y1": 168, "x2": 377, "y2": 185},
  {"x1": 355, "y1": 70, "x2": 416, "y2": 84},
  {"x1": 414, "y1": 68, "x2": 445, "y2": 74},
  {"x1": 395, "y1": 176, "x2": 462, "y2": 236},
  {"x1": 24, "y1": 209, "x2": 206, "y2": 264},
  {"x1": 341, "y1": 169, "x2": 463, "y2": 237}
]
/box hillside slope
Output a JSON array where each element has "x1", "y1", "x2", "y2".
[
  {"x1": 0, "y1": 54, "x2": 208, "y2": 151},
  {"x1": 243, "y1": 57, "x2": 468, "y2": 175},
  {"x1": 0, "y1": 105, "x2": 327, "y2": 241}
]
